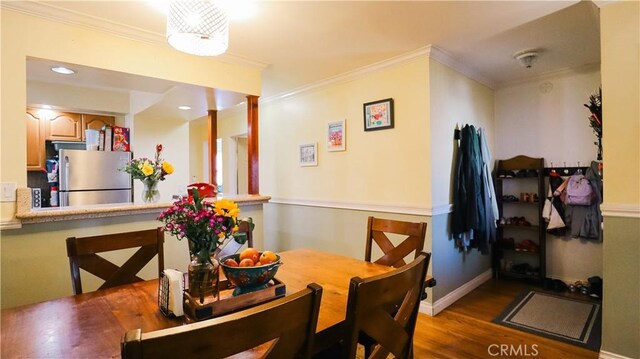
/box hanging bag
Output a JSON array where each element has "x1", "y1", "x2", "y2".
[{"x1": 565, "y1": 174, "x2": 594, "y2": 206}]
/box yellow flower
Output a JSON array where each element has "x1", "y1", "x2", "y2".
[
  {"x1": 217, "y1": 232, "x2": 226, "y2": 239},
  {"x1": 162, "y1": 161, "x2": 174, "y2": 174},
  {"x1": 141, "y1": 163, "x2": 154, "y2": 176}
]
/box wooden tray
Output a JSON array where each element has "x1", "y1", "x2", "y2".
[{"x1": 183, "y1": 278, "x2": 286, "y2": 322}]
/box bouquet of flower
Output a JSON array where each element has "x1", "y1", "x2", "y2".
[
  {"x1": 158, "y1": 191, "x2": 240, "y2": 263},
  {"x1": 583, "y1": 88, "x2": 602, "y2": 160},
  {"x1": 121, "y1": 144, "x2": 174, "y2": 182}
]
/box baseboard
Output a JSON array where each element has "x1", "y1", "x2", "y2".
[
  {"x1": 419, "y1": 269, "x2": 493, "y2": 316},
  {"x1": 599, "y1": 350, "x2": 635, "y2": 359}
]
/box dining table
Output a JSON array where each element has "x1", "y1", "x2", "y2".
[{"x1": 1, "y1": 248, "x2": 427, "y2": 358}]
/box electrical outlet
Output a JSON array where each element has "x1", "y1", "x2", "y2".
[{"x1": 1, "y1": 182, "x2": 17, "y2": 202}]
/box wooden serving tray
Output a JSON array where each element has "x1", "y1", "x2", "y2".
[{"x1": 183, "y1": 278, "x2": 286, "y2": 322}]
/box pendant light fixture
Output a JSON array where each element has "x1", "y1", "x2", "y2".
[{"x1": 166, "y1": 1, "x2": 229, "y2": 57}]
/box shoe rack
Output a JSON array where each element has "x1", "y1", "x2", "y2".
[{"x1": 493, "y1": 155, "x2": 545, "y2": 284}]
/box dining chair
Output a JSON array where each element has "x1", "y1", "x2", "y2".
[
  {"x1": 344, "y1": 252, "x2": 431, "y2": 359},
  {"x1": 365, "y1": 216, "x2": 427, "y2": 268},
  {"x1": 66, "y1": 228, "x2": 164, "y2": 295},
  {"x1": 121, "y1": 283, "x2": 323, "y2": 359}
]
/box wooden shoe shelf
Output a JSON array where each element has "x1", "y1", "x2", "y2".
[{"x1": 493, "y1": 155, "x2": 545, "y2": 284}]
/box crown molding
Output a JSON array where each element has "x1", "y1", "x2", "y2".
[
  {"x1": 260, "y1": 44, "x2": 495, "y2": 105},
  {"x1": 260, "y1": 46, "x2": 433, "y2": 105},
  {"x1": 495, "y1": 62, "x2": 601, "y2": 89},
  {"x1": 425, "y1": 45, "x2": 496, "y2": 89},
  {"x1": 0, "y1": 2, "x2": 269, "y2": 70}
]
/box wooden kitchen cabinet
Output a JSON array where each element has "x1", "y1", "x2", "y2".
[
  {"x1": 46, "y1": 111, "x2": 82, "y2": 141},
  {"x1": 26, "y1": 108, "x2": 46, "y2": 171},
  {"x1": 82, "y1": 114, "x2": 115, "y2": 140}
]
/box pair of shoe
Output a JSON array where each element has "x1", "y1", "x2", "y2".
[
  {"x1": 502, "y1": 195, "x2": 519, "y2": 202},
  {"x1": 506, "y1": 216, "x2": 531, "y2": 226},
  {"x1": 497, "y1": 170, "x2": 516, "y2": 178},
  {"x1": 515, "y1": 239, "x2": 539, "y2": 252}
]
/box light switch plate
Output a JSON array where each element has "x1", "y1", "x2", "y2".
[{"x1": 1, "y1": 182, "x2": 17, "y2": 202}]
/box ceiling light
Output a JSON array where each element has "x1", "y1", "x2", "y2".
[
  {"x1": 178, "y1": 105, "x2": 191, "y2": 110},
  {"x1": 513, "y1": 49, "x2": 539, "y2": 69},
  {"x1": 50, "y1": 66, "x2": 76, "y2": 75},
  {"x1": 166, "y1": 1, "x2": 229, "y2": 56}
]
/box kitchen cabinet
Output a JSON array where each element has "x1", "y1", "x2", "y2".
[
  {"x1": 82, "y1": 114, "x2": 115, "y2": 140},
  {"x1": 46, "y1": 111, "x2": 82, "y2": 141},
  {"x1": 26, "y1": 108, "x2": 46, "y2": 171}
]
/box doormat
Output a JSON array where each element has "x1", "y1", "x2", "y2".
[{"x1": 493, "y1": 289, "x2": 601, "y2": 351}]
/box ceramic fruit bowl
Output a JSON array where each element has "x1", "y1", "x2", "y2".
[{"x1": 220, "y1": 253, "x2": 282, "y2": 296}]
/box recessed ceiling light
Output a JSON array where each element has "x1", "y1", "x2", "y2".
[
  {"x1": 178, "y1": 106, "x2": 191, "y2": 110},
  {"x1": 50, "y1": 66, "x2": 76, "y2": 75}
]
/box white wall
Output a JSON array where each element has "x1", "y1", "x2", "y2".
[{"x1": 495, "y1": 66, "x2": 603, "y2": 283}]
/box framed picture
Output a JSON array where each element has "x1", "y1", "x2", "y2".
[
  {"x1": 299, "y1": 143, "x2": 318, "y2": 166},
  {"x1": 363, "y1": 98, "x2": 394, "y2": 131},
  {"x1": 327, "y1": 120, "x2": 346, "y2": 152}
]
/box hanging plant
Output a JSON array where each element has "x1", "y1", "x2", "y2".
[{"x1": 584, "y1": 87, "x2": 602, "y2": 160}]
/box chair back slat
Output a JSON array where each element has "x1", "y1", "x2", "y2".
[
  {"x1": 121, "y1": 283, "x2": 323, "y2": 359},
  {"x1": 66, "y1": 228, "x2": 164, "y2": 295},
  {"x1": 366, "y1": 216, "x2": 427, "y2": 268},
  {"x1": 344, "y1": 252, "x2": 431, "y2": 359}
]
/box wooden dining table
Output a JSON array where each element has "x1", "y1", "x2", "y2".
[{"x1": 1, "y1": 248, "x2": 411, "y2": 358}]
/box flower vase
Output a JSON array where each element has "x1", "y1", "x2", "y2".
[
  {"x1": 188, "y1": 256, "x2": 219, "y2": 304},
  {"x1": 141, "y1": 180, "x2": 160, "y2": 203}
]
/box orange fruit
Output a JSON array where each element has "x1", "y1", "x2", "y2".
[
  {"x1": 240, "y1": 248, "x2": 259, "y2": 263},
  {"x1": 239, "y1": 258, "x2": 254, "y2": 267},
  {"x1": 259, "y1": 251, "x2": 277, "y2": 265},
  {"x1": 224, "y1": 258, "x2": 238, "y2": 267}
]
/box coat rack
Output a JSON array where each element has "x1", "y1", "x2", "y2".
[{"x1": 543, "y1": 162, "x2": 589, "y2": 176}]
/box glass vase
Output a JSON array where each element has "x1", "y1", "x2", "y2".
[
  {"x1": 188, "y1": 256, "x2": 219, "y2": 304},
  {"x1": 141, "y1": 180, "x2": 160, "y2": 203}
]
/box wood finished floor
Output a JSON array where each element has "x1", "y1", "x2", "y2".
[{"x1": 410, "y1": 279, "x2": 599, "y2": 359}]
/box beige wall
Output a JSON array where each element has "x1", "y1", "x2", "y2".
[
  {"x1": 0, "y1": 9, "x2": 261, "y2": 223},
  {"x1": 27, "y1": 81, "x2": 131, "y2": 115},
  {"x1": 428, "y1": 58, "x2": 495, "y2": 299},
  {"x1": 218, "y1": 106, "x2": 248, "y2": 195},
  {"x1": 189, "y1": 117, "x2": 209, "y2": 184},
  {"x1": 600, "y1": 2, "x2": 640, "y2": 358},
  {"x1": 260, "y1": 57, "x2": 429, "y2": 205},
  {"x1": 133, "y1": 116, "x2": 191, "y2": 202}
]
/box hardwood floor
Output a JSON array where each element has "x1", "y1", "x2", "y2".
[{"x1": 411, "y1": 279, "x2": 599, "y2": 359}]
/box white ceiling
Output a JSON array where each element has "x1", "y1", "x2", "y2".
[{"x1": 11, "y1": 0, "x2": 601, "y2": 121}]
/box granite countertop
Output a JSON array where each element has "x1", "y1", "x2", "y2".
[{"x1": 15, "y1": 188, "x2": 271, "y2": 224}]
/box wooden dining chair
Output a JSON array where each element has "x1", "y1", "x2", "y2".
[
  {"x1": 343, "y1": 252, "x2": 431, "y2": 359},
  {"x1": 121, "y1": 283, "x2": 323, "y2": 359},
  {"x1": 365, "y1": 216, "x2": 427, "y2": 268},
  {"x1": 66, "y1": 228, "x2": 164, "y2": 295}
]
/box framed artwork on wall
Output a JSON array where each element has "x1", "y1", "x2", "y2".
[
  {"x1": 327, "y1": 120, "x2": 346, "y2": 152},
  {"x1": 363, "y1": 98, "x2": 394, "y2": 131},
  {"x1": 299, "y1": 143, "x2": 318, "y2": 166}
]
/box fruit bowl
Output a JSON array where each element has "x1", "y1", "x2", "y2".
[{"x1": 220, "y1": 253, "x2": 282, "y2": 296}]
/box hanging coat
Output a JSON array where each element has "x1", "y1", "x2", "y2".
[{"x1": 452, "y1": 125, "x2": 489, "y2": 253}]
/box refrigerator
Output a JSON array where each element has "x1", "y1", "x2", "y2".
[{"x1": 58, "y1": 149, "x2": 132, "y2": 206}]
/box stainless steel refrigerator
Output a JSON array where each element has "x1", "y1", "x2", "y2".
[{"x1": 58, "y1": 149, "x2": 132, "y2": 206}]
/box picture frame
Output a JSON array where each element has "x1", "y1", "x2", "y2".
[
  {"x1": 327, "y1": 120, "x2": 346, "y2": 152},
  {"x1": 363, "y1": 98, "x2": 394, "y2": 131},
  {"x1": 299, "y1": 143, "x2": 318, "y2": 166}
]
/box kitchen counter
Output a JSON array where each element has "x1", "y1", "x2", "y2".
[{"x1": 15, "y1": 188, "x2": 271, "y2": 224}]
